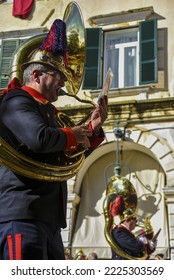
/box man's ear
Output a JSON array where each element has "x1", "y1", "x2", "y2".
[{"x1": 32, "y1": 69, "x2": 41, "y2": 82}]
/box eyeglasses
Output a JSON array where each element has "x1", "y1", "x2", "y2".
[{"x1": 41, "y1": 70, "x2": 66, "y2": 81}]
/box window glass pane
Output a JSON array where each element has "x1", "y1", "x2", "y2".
[
  {"x1": 105, "y1": 30, "x2": 137, "y2": 46},
  {"x1": 124, "y1": 47, "x2": 137, "y2": 87},
  {"x1": 104, "y1": 28, "x2": 138, "y2": 89},
  {"x1": 106, "y1": 48, "x2": 119, "y2": 88}
]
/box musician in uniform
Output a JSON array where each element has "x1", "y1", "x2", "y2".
[
  {"x1": 110, "y1": 196, "x2": 157, "y2": 260},
  {"x1": 0, "y1": 19, "x2": 108, "y2": 260}
]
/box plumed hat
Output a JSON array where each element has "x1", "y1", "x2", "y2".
[
  {"x1": 21, "y1": 19, "x2": 69, "y2": 81},
  {"x1": 110, "y1": 195, "x2": 125, "y2": 217}
]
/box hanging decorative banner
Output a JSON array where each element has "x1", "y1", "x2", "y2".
[{"x1": 12, "y1": 0, "x2": 34, "y2": 19}]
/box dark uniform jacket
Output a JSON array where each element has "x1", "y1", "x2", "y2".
[
  {"x1": 0, "y1": 85, "x2": 104, "y2": 231},
  {"x1": 111, "y1": 224, "x2": 145, "y2": 260}
]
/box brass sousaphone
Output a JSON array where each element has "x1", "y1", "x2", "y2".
[
  {"x1": 0, "y1": 2, "x2": 92, "y2": 182},
  {"x1": 10, "y1": 1, "x2": 86, "y2": 96},
  {"x1": 103, "y1": 174, "x2": 148, "y2": 260}
]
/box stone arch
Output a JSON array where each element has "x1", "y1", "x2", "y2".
[{"x1": 74, "y1": 126, "x2": 174, "y2": 193}]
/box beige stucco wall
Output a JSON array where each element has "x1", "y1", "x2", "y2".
[
  {"x1": 0, "y1": 0, "x2": 174, "y2": 87},
  {"x1": 1, "y1": 0, "x2": 174, "y2": 259}
]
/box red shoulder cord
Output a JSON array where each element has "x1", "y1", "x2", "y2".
[{"x1": 2, "y1": 77, "x2": 21, "y2": 95}]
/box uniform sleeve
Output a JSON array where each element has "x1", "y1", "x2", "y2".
[
  {"x1": 1, "y1": 94, "x2": 76, "y2": 153},
  {"x1": 87, "y1": 121, "x2": 105, "y2": 148},
  {"x1": 59, "y1": 128, "x2": 77, "y2": 151},
  {"x1": 112, "y1": 228, "x2": 144, "y2": 256}
]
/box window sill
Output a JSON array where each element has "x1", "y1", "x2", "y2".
[
  {"x1": 89, "y1": 85, "x2": 170, "y2": 102},
  {"x1": 91, "y1": 85, "x2": 151, "y2": 97}
]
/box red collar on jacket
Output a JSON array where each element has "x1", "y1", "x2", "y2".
[
  {"x1": 2, "y1": 77, "x2": 58, "y2": 114},
  {"x1": 3, "y1": 77, "x2": 48, "y2": 104},
  {"x1": 117, "y1": 224, "x2": 132, "y2": 233},
  {"x1": 22, "y1": 86, "x2": 59, "y2": 114},
  {"x1": 22, "y1": 85, "x2": 48, "y2": 104}
]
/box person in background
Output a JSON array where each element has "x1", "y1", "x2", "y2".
[
  {"x1": 111, "y1": 209, "x2": 157, "y2": 260},
  {"x1": 154, "y1": 253, "x2": 164, "y2": 260},
  {"x1": 86, "y1": 252, "x2": 98, "y2": 260},
  {"x1": 0, "y1": 19, "x2": 108, "y2": 260}
]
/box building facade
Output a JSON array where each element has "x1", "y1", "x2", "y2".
[{"x1": 0, "y1": 0, "x2": 174, "y2": 259}]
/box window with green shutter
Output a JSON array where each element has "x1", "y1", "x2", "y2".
[
  {"x1": 83, "y1": 19, "x2": 167, "y2": 90},
  {"x1": 0, "y1": 39, "x2": 20, "y2": 88},
  {"x1": 0, "y1": 38, "x2": 28, "y2": 89}
]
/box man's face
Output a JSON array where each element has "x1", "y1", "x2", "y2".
[
  {"x1": 40, "y1": 69, "x2": 66, "y2": 102},
  {"x1": 129, "y1": 217, "x2": 137, "y2": 231}
]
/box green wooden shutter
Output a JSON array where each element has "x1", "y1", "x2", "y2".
[
  {"x1": 83, "y1": 28, "x2": 102, "y2": 89},
  {"x1": 0, "y1": 39, "x2": 20, "y2": 88},
  {"x1": 139, "y1": 19, "x2": 158, "y2": 84},
  {"x1": 156, "y1": 28, "x2": 168, "y2": 90}
]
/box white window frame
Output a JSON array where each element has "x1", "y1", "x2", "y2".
[
  {"x1": 118, "y1": 40, "x2": 139, "y2": 88},
  {"x1": 104, "y1": 28, "x2": 140, "y2": 89}
]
